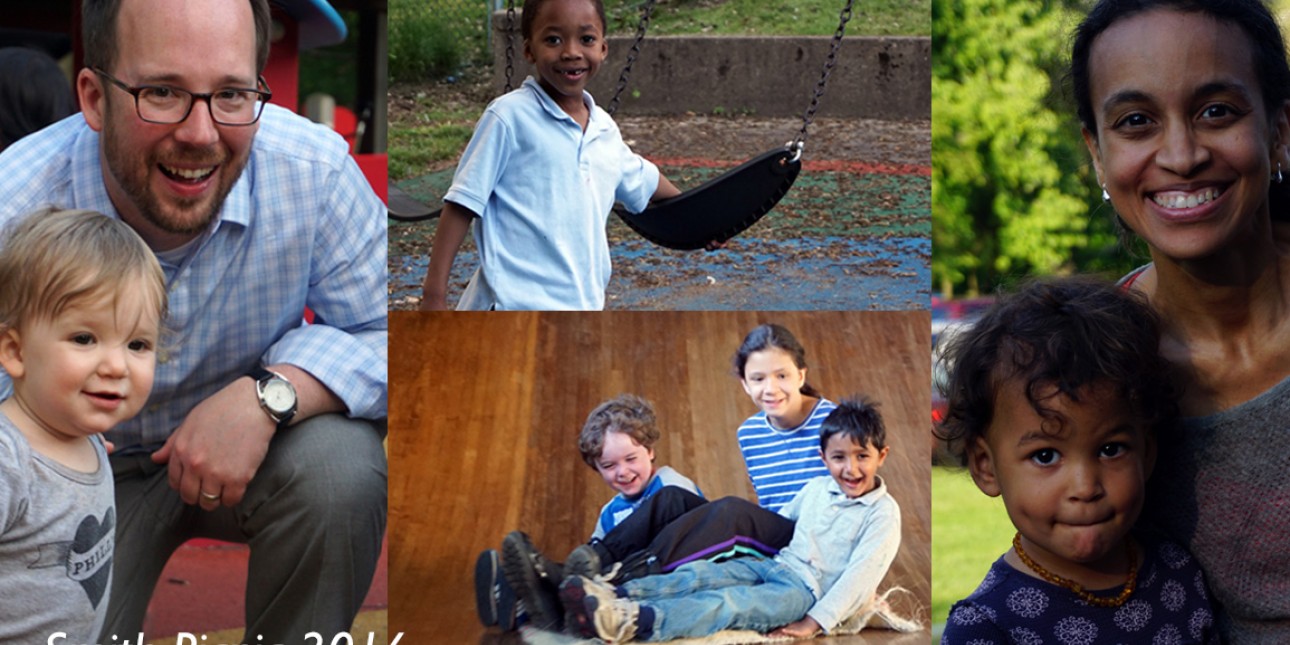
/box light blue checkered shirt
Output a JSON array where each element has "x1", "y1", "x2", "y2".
[{"x1": 0, "y1": 104, "x2": 388, "y2": 452}]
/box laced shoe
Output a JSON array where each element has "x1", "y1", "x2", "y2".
[
  {"x1": 559, "y1": 575, "x2": 638, "y2": 641},
  {"x1": 565, "y1": 543, "x2": 603, "y2": 579},
  {"x1": 473, "y1": 549, "x2": 501, "y2": 626},
  {"x1": 501, "y1": 531, "x2": 564, "y2": 630},
  {"x1": 474, "y1": 548, "x2": 522, "y2": 629}
]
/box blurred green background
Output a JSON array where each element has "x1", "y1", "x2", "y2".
[{"x1": 932, "y1": 0, "x2": 1128, "y2": 301}]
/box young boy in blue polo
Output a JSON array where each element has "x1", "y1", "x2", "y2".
[
  {"x1": 421, "y1": 0, "x2": 682, "y2": 311},
  {"x1": 559, "y1": 397, "x2": 902, "y2": 641}
]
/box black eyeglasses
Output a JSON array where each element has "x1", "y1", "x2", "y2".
[{"x1": 92, "y1": 67, "x2": 272, "y2": 126}]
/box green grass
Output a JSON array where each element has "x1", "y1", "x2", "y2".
[
  {"x1": 388, "y1": 92, "x2": 484, "y2": 181},
  {"x1": 389, "y1": 123, "x2": 474, "y2": 180},
  {"x1": 604, "y1": 0, "x2": 929, "y2": 37},
  {"x1": 932, "y1": 466, "x2": 1015, "y2": 635}
]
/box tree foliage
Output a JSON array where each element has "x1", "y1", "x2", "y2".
[{"x1": 932, "y1": 0, "x2": 1129, "y2": 298}]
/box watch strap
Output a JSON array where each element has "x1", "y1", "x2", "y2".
[{"x1": 249, "y1": 366, "x2": 297, "y2": 430}]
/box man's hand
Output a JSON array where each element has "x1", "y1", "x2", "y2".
[
  {"x1": 150, "y1": 377, "x2": 275, "y2": 511},
  {"x1": 769, "y1": 616, "x2": 822, "y2": 639}
]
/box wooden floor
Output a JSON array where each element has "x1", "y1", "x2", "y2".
[{"x1": 388, "y1": 311, "x2": 932, "y2": 643}]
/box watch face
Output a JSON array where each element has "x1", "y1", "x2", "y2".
[{"x1": 262, "y1": 379, "x2": 296, "y2": 414}]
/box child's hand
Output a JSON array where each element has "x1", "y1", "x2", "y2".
[{"x1": 769, "y1": 616, "x2": 822, "y2": 639}]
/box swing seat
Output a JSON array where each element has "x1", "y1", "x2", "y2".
[
  {"x1": 614, "y1": 146, "x2": 801, "y2": 251},
  {"x1": 388, "y1": 184, "x2": 439, "y2": 222}
]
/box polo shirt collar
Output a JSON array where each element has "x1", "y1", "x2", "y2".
[{"x1": 522, "y1": 76, "x2": 608, "y2": 133}]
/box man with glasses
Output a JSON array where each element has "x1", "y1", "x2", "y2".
[{"x1": 0, "y1": 0, "x2": 387, "y2": 642}]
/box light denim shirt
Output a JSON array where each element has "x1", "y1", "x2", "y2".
[
  {"x1": 0, "y1": 104, "x2": 388, "y2": 451},
  {"x1": 776, "y1": 474, "x2": 902, "y2": 633},
  {"x1": 446, "y1": 77, "x2": 660, "y2": 310}
]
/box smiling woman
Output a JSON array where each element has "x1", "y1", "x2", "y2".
[
  {"x1": 1080, "y1": 9, "x2": 1283, "y2": 263},
  {"x1": 1068, "y1": 0, "x2": 1290, "y2": 640}
]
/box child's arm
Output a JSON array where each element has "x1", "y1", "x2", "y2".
[
  {"x1": 804, "y1": 501, "x2": 902, "y2": 633},
  {"x1": 419, "y1": 202, "x2": 475, "y2": 311},
  {"x1": 652, "y1": 174, "x2": 681, "y2": 202}
]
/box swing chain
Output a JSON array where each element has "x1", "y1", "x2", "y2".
[
  {"x1": 504, "y1": 0, "x2": 517, "y2": 93},
  {"x1": 792, "y1": 0, "x2": 854, "y2": 153},
  {"x1": 607, "y1": 0, "x2": 657, "y2": 117}
]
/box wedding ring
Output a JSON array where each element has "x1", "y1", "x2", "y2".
[{"x1": 200, "y1": 491, "x2": 221, "y2": 501}]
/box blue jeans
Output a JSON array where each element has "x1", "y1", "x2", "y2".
[{"x1": 621, "y1": 557, "x2": 816, "y2": 640}]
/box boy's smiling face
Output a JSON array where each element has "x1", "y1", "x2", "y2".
[
  {"x1": 595, "y1": 430, "x2": 655, "y2": 498},
  {"x1": 523, "y1": 0, "x2": 607, "y2": 113},
  {"x1": 969, "y1": 379, "x2": 1155, "y2": 583},
  {"x1": 822, "y1": 433, "x2": 888, "y2": 498}
]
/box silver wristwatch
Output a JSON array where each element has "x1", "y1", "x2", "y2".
[{"x1": 249, "y1": 366, "x2": 297, "y2": 430}]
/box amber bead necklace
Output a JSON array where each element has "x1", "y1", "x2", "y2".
[{"x1": 1012, "y1": 532, "x2": 1137, "y2": 608}]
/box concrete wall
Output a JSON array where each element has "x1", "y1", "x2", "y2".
[{"x1": 490, "y1": 13, "x2": 930, "y2": 120}]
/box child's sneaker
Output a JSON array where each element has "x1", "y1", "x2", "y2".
[
  {"x1": 501, "y1": 531, "x2": 564, "y2": 631},
  {"x1": 473, "y1": 549, "x2": 502, "y2": 626},
  {"x1": 474, "y1": 549, "x2": 520, "y2": 629},
  {"x1": 565, "y1": 543, "x2": 603, "y2": 579},
  {"x1": 559, "y1": 575, "x2": 637, "y2": 641}
]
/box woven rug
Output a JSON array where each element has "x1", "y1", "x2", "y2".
[{"x1": 521, "y1": 587, "x2": 923, "y2": 644}]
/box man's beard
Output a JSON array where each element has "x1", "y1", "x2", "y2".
[{"x1": 101, "y1": 103, "x2": 248, "y2": 237}]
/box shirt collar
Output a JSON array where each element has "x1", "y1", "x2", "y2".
[{"x1": 523, "y1": 76, "x2": 607, "y2": 133}]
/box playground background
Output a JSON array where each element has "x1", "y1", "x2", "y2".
[{"x1": 385, "y1": 0, "x2": 931, "y2": 310}]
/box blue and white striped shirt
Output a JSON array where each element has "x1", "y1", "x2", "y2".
[
  {"x1": 0, "y1": 104, "x2": 388, "y2": 452},
  {"x1": 736, "y1": 398, "x2": 837, "y2": 514}
]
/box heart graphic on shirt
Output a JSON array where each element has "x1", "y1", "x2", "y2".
[{"x1": 67, "y1": 508, "x2": 115, "y2": 608}]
